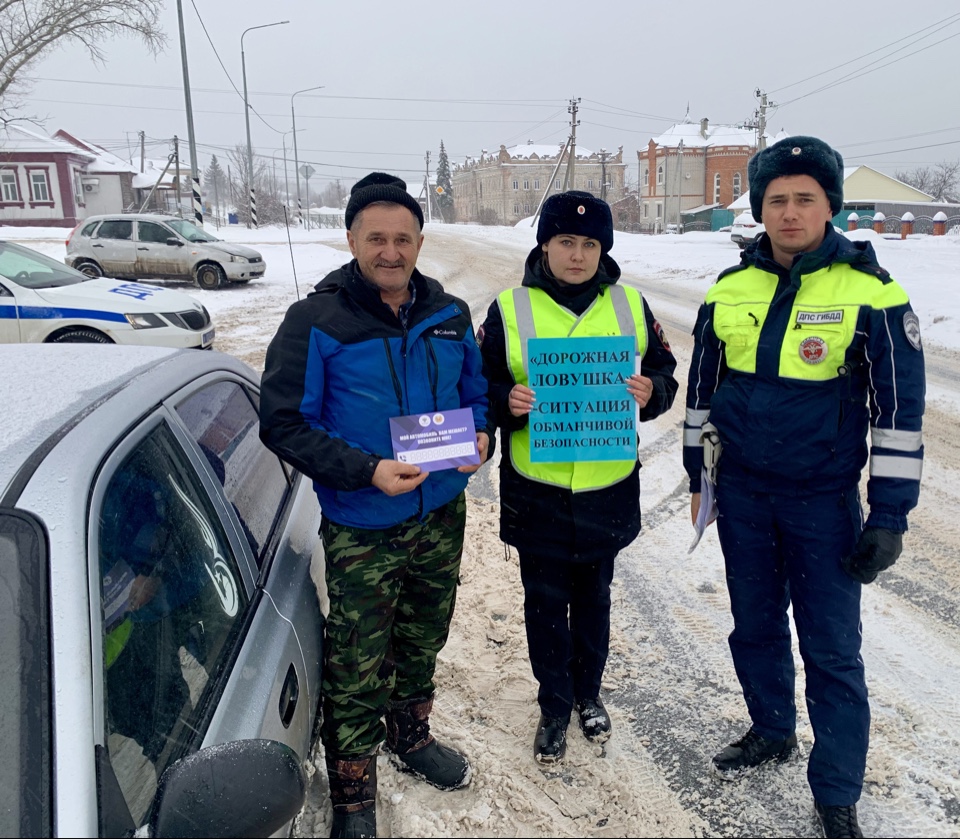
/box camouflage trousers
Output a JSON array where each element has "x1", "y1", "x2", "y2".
[{"x1": 319, "y1": 492, "x2": 466, "y2": 758}]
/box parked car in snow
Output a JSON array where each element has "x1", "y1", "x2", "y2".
[
  {"x1": 0, "y1": 240, "x2": 214, "y2": 347},
  {"x1": 65, "y1": 214, "x2": 265, "y2": 290},
  {"x1": 730, "y1": 211, "x2": 765, "y2": 248},
  {"x1": 0, "y1": 345, "x2": 324, "y2": 837}
]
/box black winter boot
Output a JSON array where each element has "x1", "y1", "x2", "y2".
[
  {"x1": 712, "y1": 726, "x2": 799, "y2": 780},
  {"x1": 385, "y1": 695, "x2": 471, "y2": 791},
  {"x1": 534, "y1": 714, "x2": 570, "y2": 764},
  {"x1": 326, "y1": 753, "x2": 377, "y2": 839},
  {"x1": 815, "y1": 802, "x2": 863, "y2": 838},
  {"x1": 575, "y1": 697, "x2": 612, "y2": 744}
]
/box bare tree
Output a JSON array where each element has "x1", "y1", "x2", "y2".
[
  {"x1": 895, "y1": 161, "x2": 960, "y2": 203},
  {"x1": 0, "y1": 0, "x2": 167, "y2": 116},
  {"x1": 226, "y1": 144, "x2": 289, "y2": 226}
]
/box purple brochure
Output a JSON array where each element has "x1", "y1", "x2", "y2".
[{"x1": 389, "y1": 407, "x2": 480, "y2": 472}]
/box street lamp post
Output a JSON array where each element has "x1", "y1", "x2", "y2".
[
  {"x1": 241, "y1": 20, "x2": 289, "y2": 228},
  {"x1": 281, "y1": 129, "x2": 297, "y2": 223},
  {"x1": 291, "y1": 85, "x2": 324, "y2": 227}
]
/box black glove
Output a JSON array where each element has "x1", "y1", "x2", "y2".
[{"x1": 841, "y1": 527, "x2": 903, "y2": 584}]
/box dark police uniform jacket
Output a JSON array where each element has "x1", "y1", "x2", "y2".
[{"x1": 683, "y1": 226, "x2": 925, "y2": 532}]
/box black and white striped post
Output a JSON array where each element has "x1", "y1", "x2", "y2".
[
  {"x1": 192, "y1": 176, "x2": 203, "y2": 226},
  {"x1": 176, "y1": 0, "x2": 203, "y2": 227},
  {"x1": 250, "y1": 186, "x2": 258, "y2": 228}
]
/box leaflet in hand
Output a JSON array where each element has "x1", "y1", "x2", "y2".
[
  {"x1": 389, "y1": 408, "x2": 480, "y2": 472},
  {"x1": 688, "y1": 466, "x2": 719, "y2": 553}
]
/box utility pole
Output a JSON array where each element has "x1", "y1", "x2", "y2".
[
  {"x1": 212, "y1": 168, "x2": 221, "y2": 230},
  {"x1": 175, "y1": 0, "x2": 202, "y2": 226},
  {"x1": 562, "y1": 97, "x2": 580, "y2": 191},
  {"x1": 139, "y1": 130, "x2": 145, "y2": 173},
  {"x1": 676, "y1": 139, "x2": 684, "y2": 230},
  {"x1": 599, "y1": 147, "x2": 608, "y2": 201},
  {"x1": 754, "y1": 89, "x2": 776, "y2": 150},
  {"x1": 424, "y1": 150, "x2": 432, "y2": 223},
  {"x1": 173, "y1": 135, "x2": 182, "y2": 216}
]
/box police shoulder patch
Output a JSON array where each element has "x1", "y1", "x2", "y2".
[
  {"x1": 903, "y1": 311, "x2": 922, "y2": 350},
  {"x1": 475, "y1": 325, "x2": 485, "y2": 348},
  {"x1": 653, "y1": 319, "x2": 670, "y2": 351}
]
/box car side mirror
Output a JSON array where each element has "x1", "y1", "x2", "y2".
[
  {"x1": 166, "y1": 237, "x2": 183, "y2": 247},
  {"x1": 149, "y1": 739, "x2": 306, "y2": 838}
]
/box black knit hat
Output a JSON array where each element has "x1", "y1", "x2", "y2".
[
  {"x1": 748, "y1": 136, "x2": 844, "y2": 222},
  {"x1": 345, "y1": 172, "x2": 425, "y2": 230},
  {"x1": 537, "y1": 191, "x2": 614, "y2": 254}
]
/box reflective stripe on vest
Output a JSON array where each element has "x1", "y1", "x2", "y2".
[
  {"x1": 707, "y1": 263, "x2": 909, "y2": 381},
  {"x1": 497, "y1": 284, "x2": 648, "y2": 492}
]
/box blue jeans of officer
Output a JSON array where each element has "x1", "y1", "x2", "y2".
[{"x1": 716, "y1": 478, "x2": 868, "y2": 807}]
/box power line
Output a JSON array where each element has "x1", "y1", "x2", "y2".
[
  {"x1": 29, "y1": 98, "x2": 561, "y2": 125},
  {"x1": 776, "y1": 26, "x2": 960, "y2": 107},
  {"x1": 186, "y1": 0, "x2": 282, "y2": 134},
  {"x1": 840, "y1": 126, "x2": 960, "y2": 150},
  {"x1": 31, "y1": 76, "x2": 562, "y2": 108},
  {"x1": 581, "y1": 99, "x2": 682, "y2": 122},
  {"x1": 769, "y1": 12, "x2": 960, "y2": 95},
  {"x1": 847, "y1": 139, "x2": 960, "y2": 159}
]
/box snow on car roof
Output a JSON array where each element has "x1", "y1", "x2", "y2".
[{"x1": 0, "y1": 345, "x2": 177, "y2": 494}]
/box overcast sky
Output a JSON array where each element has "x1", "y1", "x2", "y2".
[{"x1": 22, "y1": 0, "x2": 960, "y2": 191}]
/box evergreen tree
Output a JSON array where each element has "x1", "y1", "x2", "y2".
[
  {"x1": 204, "y1": 155, "x2": 228, "y2": 217},
  {"x1": 436, "y1": 140, "x2": 455, "y2": 222}
]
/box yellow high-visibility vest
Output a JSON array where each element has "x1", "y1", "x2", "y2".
[
  {"x1": 497, "y1": 284, "x2": 648, "y2": 491},
  {"x1": 708, "y1": 263, "x2": 908, "y2": 381}
]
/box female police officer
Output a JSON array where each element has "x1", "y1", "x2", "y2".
[{"x1": 478, "y1": 191, "x2": 677, "y2": 764}]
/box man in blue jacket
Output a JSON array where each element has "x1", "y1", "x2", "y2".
[
  {"x1": 683, "y1": 137, "x2": 925, "y2": 839},
  {"x1": 260, "y1": 172, "x2": 492, "y2": 839}
]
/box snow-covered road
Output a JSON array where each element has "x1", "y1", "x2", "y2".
[{"x1": 10, "y1": 223, "x2": 960, "y2": 837}]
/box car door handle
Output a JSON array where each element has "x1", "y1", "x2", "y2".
[
  {"x1": 92, "y1": 243, "x2": 104, "y2": 248},
  {"x1": 278, "y1": 662, "x2": 299, "y2": 728},
  {"x1": 138, "y1": 247, "x2": 149, "y2": 251}
]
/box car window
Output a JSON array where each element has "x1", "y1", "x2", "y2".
[
  {"x1": 81, "y1": 220, "x2": 100, "y2": 237},
  {"x1": 97, "y1": 219, "x2": 133, "y2": 240},
  {"x1": 0, "y1": 511, "x2": 51, "y2": 839},
  {"x1": 165, "y1": 218, "x2": 219, "y2": 243},
  {"x1": 138, "y1": 221, "x2": 173, "y2": 244},
  {"x1": 175, "y1": 380, "x2": 290, "y2": 569},
  {"x1": 0, "y1": 241, "x2": 85, "y2": 288},
  {"x1": 96, "y1": 422, "x2": 249, "y2": 824}
]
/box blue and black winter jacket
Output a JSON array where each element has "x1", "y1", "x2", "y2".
[
  {"x1": 259, "y1": 260, "x2": 492, "y2": 530},
  {"x1": 683, "y1": 226, "x2": 925, "y2": 531}
]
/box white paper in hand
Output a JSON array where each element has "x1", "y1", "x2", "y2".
[{"x1": 689, "y1": 467, "x2": 719, "y2": 553}]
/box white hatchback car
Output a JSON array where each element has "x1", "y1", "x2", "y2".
[
  {"x1": 65, "y1": 214, "x2": 265, "y2": 290},
  {"x1": 1, "y1": 240, "x2": 214, "y2": 348},
  {"x1": 730, "y1": 211, "x2": 765, "y2": 248}
]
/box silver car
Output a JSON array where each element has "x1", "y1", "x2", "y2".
[
  {"x1": 0, "y1": 345, "x2": 323, "y2": 837},
  {"x1": 65, "y1": 214, "x2": 266, "y2": 290}
]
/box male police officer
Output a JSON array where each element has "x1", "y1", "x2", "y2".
[
  {"x1": 260, "y1": 172, "x2": 491, "y2": 838},
  {"x1": 683, "y1": 136, "x2": 924, "y2": 838}
]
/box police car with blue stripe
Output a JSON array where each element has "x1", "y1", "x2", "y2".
[{"x1": 1, "y1": 240, "x2": 214, "y2": 348}]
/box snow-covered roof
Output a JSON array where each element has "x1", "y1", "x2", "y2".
[
  {"x1": 53, "y1": 130, "x2": 138, "y2": 175},
  {"x1": 506, "y1": 143, "x2": 594, "y2": 160},
  {"x1": 652, "y1": 121, "x2": 757, "y2": 149},
  {"x1": 0, "y1": 123, "x2": 95, "y2": 160},
  {"x1": 682, "y1": 203, "x2": 721, "y2": 215},
  {"x1": 131, "y1": 158, "x2": 191, "y2": 190}
]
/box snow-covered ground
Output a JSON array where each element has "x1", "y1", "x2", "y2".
[{"x1": 6, "y1": 221, "x2": 960, "y2": 837}]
